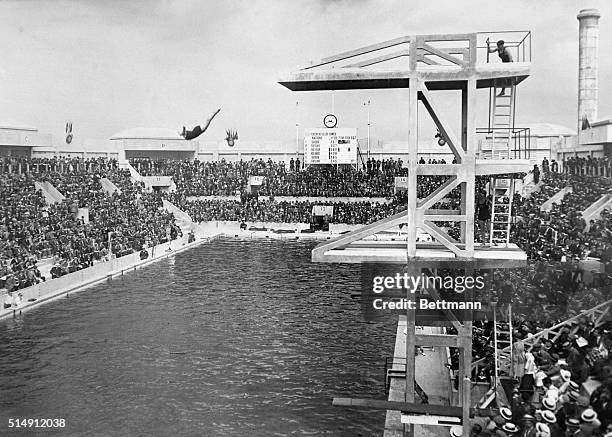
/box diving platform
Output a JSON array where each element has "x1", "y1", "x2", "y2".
[
  {"x1": 279, "y1": 63, "x2": 530, "y2": 91},
  {"x1": 415, "y1": 160, "x2": 532, "y2": 176},
  {"x1": 280, "y1": 30, "x2": 532, "y2": 437},
  {"x1": 279, "y1": 33, "x2": 531, "y2": 92},
  {"x1": 313, "y1": 242, "x2": 526, "y2": 268}
]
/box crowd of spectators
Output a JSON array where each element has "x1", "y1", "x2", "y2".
[
  {"x1": 462, "y1": 312, "x2": 612, "y2": 437},
  {"x1": 3, "y1": 155, "x2": 612, "y2": 304},
  {"x1": 4, "y1": 155, "x2": 612, "y2": 435},
  {"x1": 1, "y1": 157, "x2": 181, "y2": 295},
  {"x1": 563, "y1": 156, "x2": 612, "y2": 178},
  {"x1": 512, "y1": 172, "x2": 612, "y2": 261},
  {"x1": 168, "y1": 194, "x2": 403, "y2": 225},
  {"x1": 131, "y1": 157, "x2": 413, "y2": 198}
]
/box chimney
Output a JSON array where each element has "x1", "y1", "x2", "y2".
[{"x1": 577, "y1": 8, "x2": 601, "y2": 133}]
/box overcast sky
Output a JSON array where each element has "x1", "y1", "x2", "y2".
[{"x1": 0, "y1": 0, "x2": 610, "y2": 145}]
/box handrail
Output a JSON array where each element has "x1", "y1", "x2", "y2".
[
  {"x1": 476, "y1": 127, "x2": 531, "y2": 160},
  {"x1": 471, "y1": 299, "x2": 612, "y2": 372},
  {"x1": 477, "y1": 31, "x2": 531, "y2": 63}
]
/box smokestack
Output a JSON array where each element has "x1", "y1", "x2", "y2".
[{"x1": 577, "y1": 8, "x2": 601, "y2": 133}]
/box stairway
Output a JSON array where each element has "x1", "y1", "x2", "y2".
[
  {"x1": 493, "y1": 303, "x2": 513, "y2": 383},
  {"x1": 162, "y1": 199, "x2": 195, "y2": 235},
  {"x1": 489, "y1": 178, "x2": 514, "y2": 247},
  {"x1": 489, "y1": 84, "x2": 516, "y2": 159},
  {"x1": 34, "y1": 181, "x2": 66, "y2": 205}
]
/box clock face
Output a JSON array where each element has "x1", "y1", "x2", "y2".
[{"x1": 323, "y1": 114, "x2": 337, "y2": 128}]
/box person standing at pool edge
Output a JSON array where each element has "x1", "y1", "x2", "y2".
[
  {"x1": 181, "y1": 108, "x2": 221, "y2": 140},
  {"x1": 488, "y1": 40, "x2": 513, "y2": 96}
]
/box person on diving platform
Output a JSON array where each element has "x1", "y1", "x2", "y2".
[{"x1": 181, "y1": 108, "x2": 221, "y2": 140}]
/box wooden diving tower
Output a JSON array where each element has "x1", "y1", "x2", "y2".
[{"x1": 279, "y1": 31, "x2": 532, "y2": 437}]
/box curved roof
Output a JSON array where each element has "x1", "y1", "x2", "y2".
[
  {"x1": 110, "y1": 127, "x2": 183, "y2": 140},
  {"x1": 523, "y1": 123, "x2": 575, "y2": 137},
  {"x1": 0, "y1": 121, "x2": 37, "y2": 131}
]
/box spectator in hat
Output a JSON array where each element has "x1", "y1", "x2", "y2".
[
  {"x1": 535, "y1": 422, "x2": 551, "y2": 437},
  {"x1": 488, "y1": 407, "x2": 514, "y2": 433},
  {"x1": 521, "y1": 414, "x2": 537, "y2": 437},
  {"x1": 540, "y1": 410, "x2": 562, "y2": 437},
  {"x1": 579, "y1": 409, "x2": 601, "y2": 437},
  {"x1": 564, "y1": 418, "x2": 581, "y2": 437},
  {"x1": 500, "y1": 423, "x2": 519, "y2": 437},
  {"x1": 557, "y1": 393, "x2": 579, "y2": 432},
  {"x1": 542, "y1": 397, "x2": 558, "y2": 413}
]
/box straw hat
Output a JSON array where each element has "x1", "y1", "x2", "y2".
[
  {"x1": 502, "y1": 423, "x2": 518, "y2": 434},
  {"x1": 450, "y1": 425, "x2": 463, "y2": 437},
  {"x1": 536, "y1": 423, "x2": 551, "y2": 434},
  {"x1": 542, "y1": 397, "x2": 556, "y2": 411},
  {"x1": 541, "y1": 410, "x2": 557, "y2": 424},
  {"x1": 500, "y1": 407, "x2": 513, "y2": 420},
  {"x1": 582, "y1": 409, "x2": 598, "y2": 423}
]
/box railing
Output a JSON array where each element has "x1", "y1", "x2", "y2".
[
  {"x1": 300, "y1": 31, "x2": 531, "y2": 73},
  {"x1": 471, "y1": 299, "x2": 612, "y2": 375},
  {"x1": 477, "y1": 127, "x2": 531, "y2": 160},
  {"x1": 303, "y1": 33, "x2": 478, "y2": 71},
  {"x1": 0, "y1": 158, "x2": 121, "y2": 174},
  {"x1": 477, "y1": 31, "x2": 532, "y2": 64}
]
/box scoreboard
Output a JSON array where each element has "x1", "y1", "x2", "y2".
[{"x1": 304, "y1": 128, "x2": 358, "y2": 165}]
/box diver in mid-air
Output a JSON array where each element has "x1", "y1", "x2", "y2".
[{"x1": 181, "y1": 108, "x2": 221, "y2": 140}]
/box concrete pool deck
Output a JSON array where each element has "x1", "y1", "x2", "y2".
[
  {"x1": 0, "y1": 233, "x2": 221, "y2": 321},
  {"x1": 385, "y1": 317, "x2": 452, "y2": 437}
]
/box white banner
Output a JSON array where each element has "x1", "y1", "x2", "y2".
[
  {"x1": 395, "y1": 177, "x2": 409, "y2": 191},
  {"x1": 304, "y1": 128, "x2": 357, "y2": 165},
  {"x1": 76, "y1": 208, "x2": 89, "y2": 224},
  {"x1": 493, "y1": 178, "x2": 511, "y2": 188},
  {"x1": 249, "y1": 176, "x2": 265, "y2": 186},
  {"x1": 311, "y1": 205, "x2": 334, "y2": 216}
]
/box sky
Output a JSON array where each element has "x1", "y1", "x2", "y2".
[{"x1": 0, "y1": 0, "x2": 610, "y2": 146}]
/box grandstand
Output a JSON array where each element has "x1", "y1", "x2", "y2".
[
  {"x1": 1, "y1": 19, "x2": 612, "y2": 437},
  {"x1": 2, "y1": 134, "x2": 612, "y2": 437}
]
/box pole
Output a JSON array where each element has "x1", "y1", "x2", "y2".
[
  {"x1": 295, "y1": 123, "x2": 299, "y2": 159},
  {"x1": 295, "y1": 101, "x2": 299, "y2": 160},
  {"x1": 366, "y1": 100, "x2": 371, "y2": 160}
]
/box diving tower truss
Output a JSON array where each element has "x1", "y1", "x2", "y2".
[{"x1": 279, "y1": 31, "x2": 532, "y2": 437}]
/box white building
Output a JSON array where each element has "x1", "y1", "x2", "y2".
[{"x1": 0, "y1": 122, "x2": 52, "y2": 157}]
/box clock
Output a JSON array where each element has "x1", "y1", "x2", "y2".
[{"x1": 323, "y1": 114, "x2": 337, "y2": 128}]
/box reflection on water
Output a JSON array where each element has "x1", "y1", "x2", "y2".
[{"x1": 0, "y1": 239, "x2": 396, "y2": 436}]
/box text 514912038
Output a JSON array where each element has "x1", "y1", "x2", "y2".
[{"x1": 8, "y1": 418, "x2": 66, "y2": 428}]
